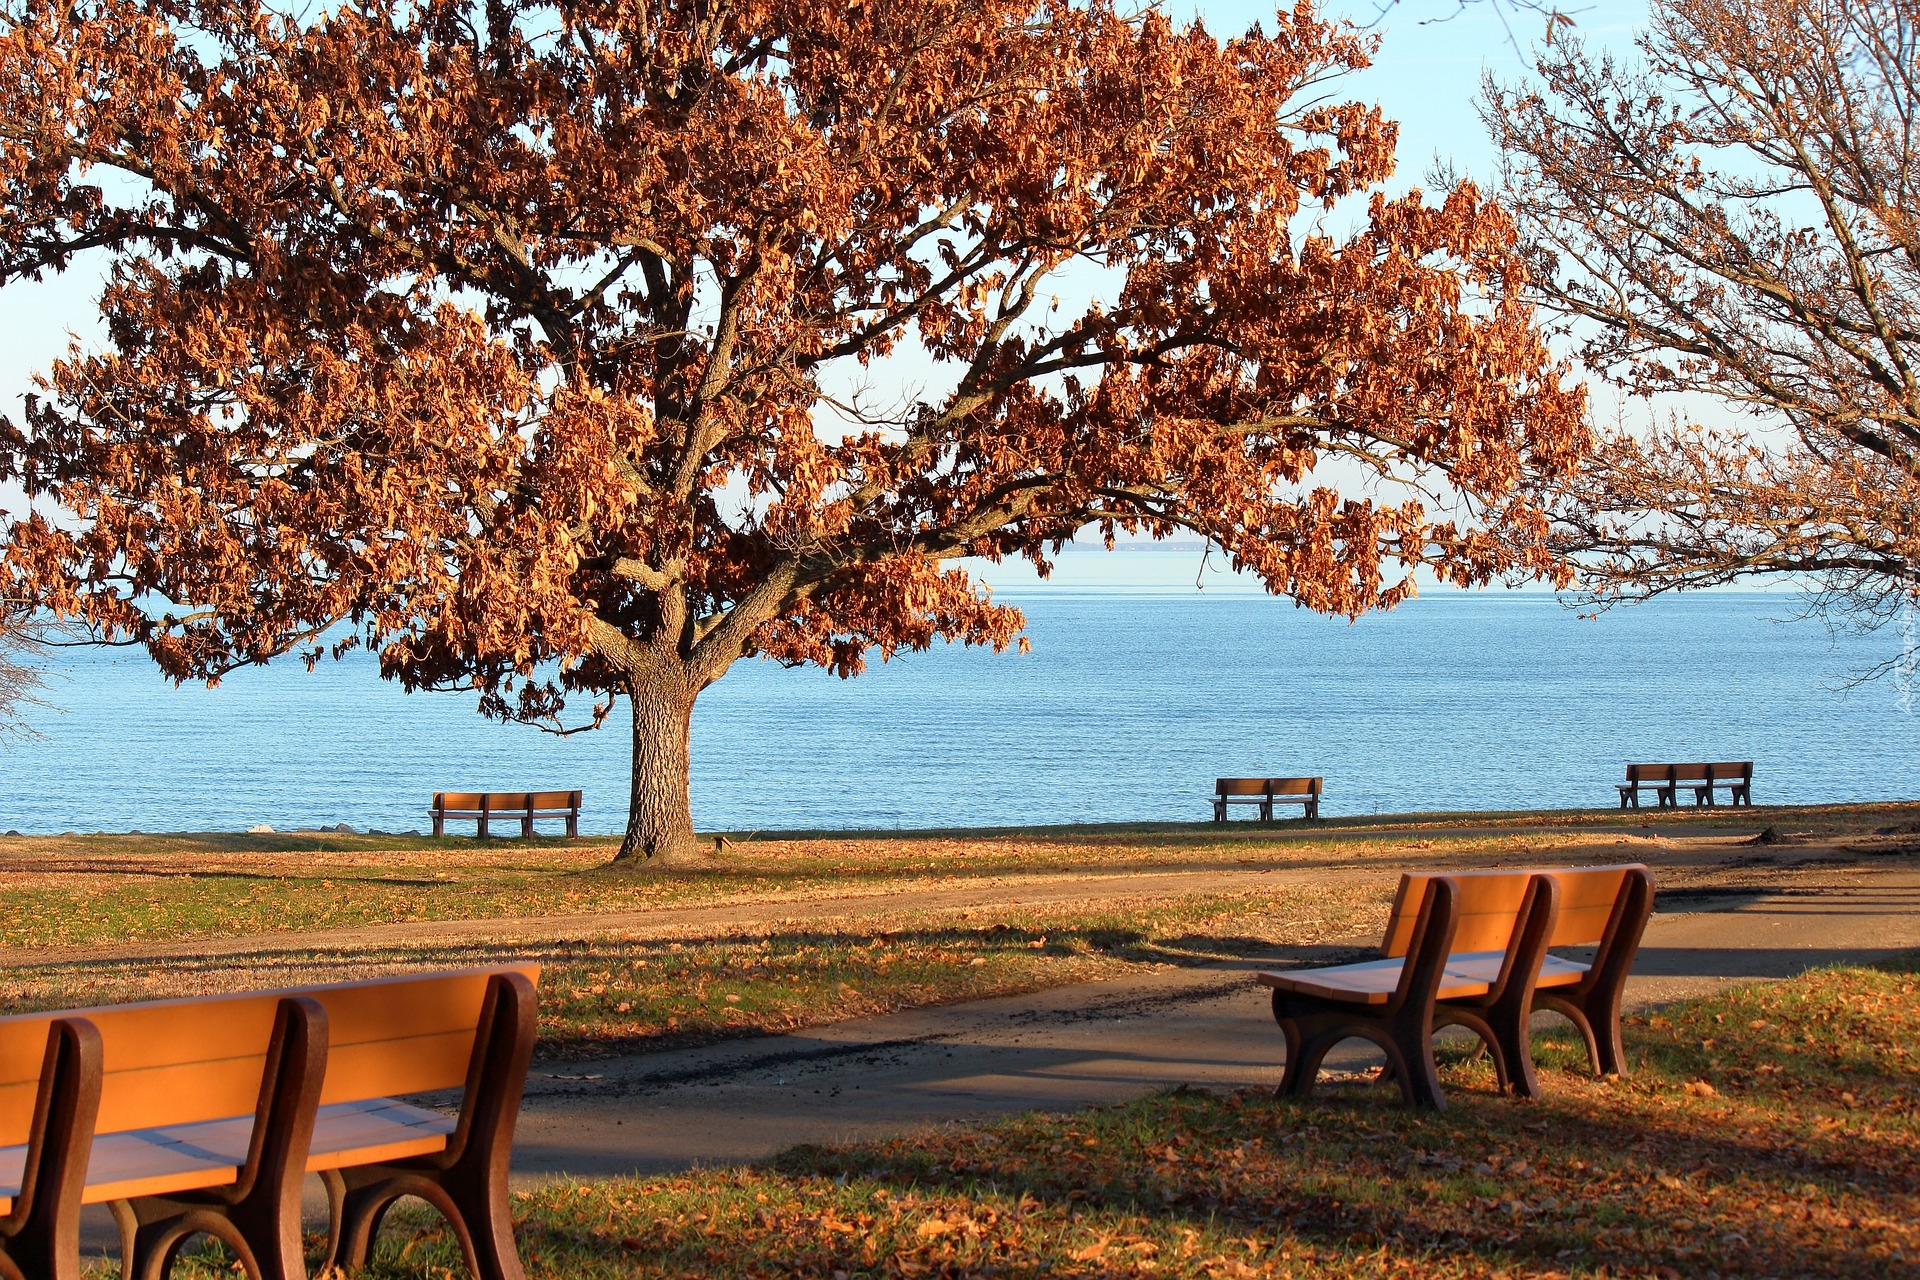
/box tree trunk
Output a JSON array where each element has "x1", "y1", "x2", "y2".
[{"x1": 612, "y1": 664, "x2": 708, "y2": 867}]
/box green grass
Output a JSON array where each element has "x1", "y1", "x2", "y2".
[
  {"x1": 0, "y1": 886, "x2": 1379, "y2": 1056},
  {"x1": 3, "y1": 799, "x2": 1907, "y2": 954},
  {"x1": 208, "y1": 955, "x2": 1920, "y2": 1279}
]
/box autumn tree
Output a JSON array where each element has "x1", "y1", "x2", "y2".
[
  {"x1": 0, "y1": 0, "x2": 1586, "y2": 865},
  {"x1": 1486, "y1": 0, "x2": 1920, "y2": 631}
]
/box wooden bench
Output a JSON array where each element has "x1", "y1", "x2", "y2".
[
  {"x1": 431, "y1": 791, "x2": 581, "y2": 838},
  {"x1": 1425, "y1": 864, "x2": 1654, "y2": 1094},
  {"x1": 0, "y1": 965, "x2": 539, "y2": 1280},
  {"x1": 1618, "y1": 762, "x2": 1752, "y2": 808},
  {"x1": 1256, "y1": 863, "x2": 1652, "y2": 1109},
  {"x1": 1211, "y1": 777, "x2": 1322, "y2": 822}
]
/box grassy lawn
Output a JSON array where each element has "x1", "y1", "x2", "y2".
[
  {"x1": 322, "y1": 956, "x2": 1919, "y2": 1279},
  {"x1": 0, "y1": 886, "x2": 1380, "y2": 1056},
  {"x1": 1, "y1": 800, "x2": 1909, "y2": 953}
]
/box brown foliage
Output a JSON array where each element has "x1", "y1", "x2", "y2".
[
  {"x1": 0, "y1": 0, "x2": 1584, "y2": 861},
  {"x1": 1488, "y1": 0, "x2": 1920, "y2": 627}
]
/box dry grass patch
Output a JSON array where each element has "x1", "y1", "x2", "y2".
[
  {"x1": 2, "y1": 802, "x2": 1910, "y2": 955},
  {"x1": 0, "y1": 886, "x2": 1379, "y2": 1055}
]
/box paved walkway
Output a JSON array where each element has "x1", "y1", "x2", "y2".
[{"x1": 510, "y1": 869, "x2": 1920, "y2": 1182}]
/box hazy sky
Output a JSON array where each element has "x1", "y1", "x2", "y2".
[{"x1": 0, "y1": 1, "x2": 1659, "y2": 593}]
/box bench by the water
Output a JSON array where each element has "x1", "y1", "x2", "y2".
[
  {"x1": 1257, "y1": 863, "x2": 1652, "y2": 1109},
  {"x1": 1617, "y1": 762, "x2": 1752, "y2": 809},
  {"x1": 0, "y1": 965, "x2": 538, "y2": 1280},
  {"x1": 1212, "y1": 777, "x2": 1322, "y2": 822},
  {"x1": 432, "y1": 790, "x2": 582, "y2": 838}
]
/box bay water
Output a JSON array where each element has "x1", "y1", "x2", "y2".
[{"x1": 1, "y1": 591, "x2": 1914, "y2": 836}]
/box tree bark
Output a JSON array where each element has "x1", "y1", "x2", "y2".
[{"x1": 612, "y1": 663, "x2": 708, "y2": 867}]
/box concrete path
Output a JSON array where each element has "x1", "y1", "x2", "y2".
[{"x1": 509, "y1": 868, "x2": 1920, "y2": 1183}]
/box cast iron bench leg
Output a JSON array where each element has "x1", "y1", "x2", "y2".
[{"x1": 330, "y1": 973, "x2": 536, "y2": 1280}]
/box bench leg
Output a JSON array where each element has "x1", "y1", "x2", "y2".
[
  {"x1": 335, "y1": 1170, "x2": 524, "y2": 1280},
  {"x1": 521, "y1": 812, "x2": 534, "y2": 839},
  {"x1": 115, "y1": 1201, "x2": 261, "y2": 1280},
  {"x1": 1272, "y1": 993, "x2": 1447, "y2": 1112},
  {"x1": 0, "y1": 1019, "x2": 102, "y2": 1280},
  {"x1": 329, "y1": 974, "x2": 536, "y2": 1280},
  {"x1": 432, "y1": 813, "x2": 445, "y2": 837},
  {"x1": 1385, "y1": 1017, "x2": 1446, "y2": 1111},
  {"x1": 1435, "y1": 1001, "x2": 1537, "y2": 1100},
  {"x1": 114, "y1": 1198, "x2": 314, "y2": 1280},
  {"x1": 566, "y1": 811, "x2": 579, "y2": 838},
  {"x1": 1536, "y1": 989, "x2": 1619, "y2": 1078},
  {"x1": 1534, "y1": 876, "x2": 1652, "y2": 1079},
  {"x1": 1271, "y1": 995, "x2": 1339, "y2": 1101},
  {"x1": 118, "y1": 997, "x2": 327, "y2": 1280}
]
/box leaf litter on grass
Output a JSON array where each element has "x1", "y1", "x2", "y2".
[{"x1": 141, "y1": 955, "x2": 1920, "y2": 1280}]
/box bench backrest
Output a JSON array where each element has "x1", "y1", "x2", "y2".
[
  {"x1": 1215, "y1": 778, "x2": 1267, "y2": 796},
  {"x1": 1383, "y1": 864, "x2": 1650, "y2": 960},
  {"x1": 0, "y1": 965, "x2": 539, "y2": 1143},
  {"x1": 526, "y1": 790, "x2": 581, "y2": 812},
  {"x1": 301, "y1": 966, "x2": 539, "y2": 1103},
  {"x1": 0, "y1": 993, "x2": 303, "y2": 1141},
  {"x1": 1544, "y1": 864, "x2": 1653, "y2": 947},
  {"x1": 1626, "y1": 762, "x2": 1750, "y2": 783},
  {"x1": 434, "y1": 792, "x2": 532, "y2": 812},
  {"x1": 1382, "y1": 869, "x2": 1538, "y2": 957},
  {"x1": 1267, "y1": 777, "x2": 1322, "y2": 797}
]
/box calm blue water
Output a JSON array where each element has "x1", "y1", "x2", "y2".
[{"x1": 0, "y1": 592, "x2": 1914, "y2": 835}]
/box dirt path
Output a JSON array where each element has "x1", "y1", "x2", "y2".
[
  {"x1": 0, "y1": 866, "x2": 1391, "y2": 967},
  {"x1": 508, "y1": 868, "x2": 1920, "y2": 1183}
]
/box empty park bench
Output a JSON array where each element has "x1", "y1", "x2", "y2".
[
  {"x1": 1618, "y1": 762, "x2": 1752, "y2": 809},
  {"x1": 1256, "y1": 863, "x2": 1652, "y2": 1109},
  {"x1": 1212, "y1": 777, "x2": 1323, "y2": 822},
  {"x1": 432, "y1": 790, "x2": 582, "y2": 838},
  {"x1": 0, "y1": 965, "x2": 538, "y2": 1280}
]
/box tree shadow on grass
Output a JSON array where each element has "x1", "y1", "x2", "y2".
[
  {"x1": 756, "y1": 1040, "x2": 1918, "y2": 1279},
  {"x1": 0, "y1": 920, "x2": 1360, "y2": 1054}
]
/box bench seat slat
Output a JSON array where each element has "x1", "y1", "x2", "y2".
[
  {"x1": 105, "y1": 1098, "x2": 456, "y2": 1173},
  {"x1": 1258, "y1": 953, "x2": 1495, "y2": 1004},
  {"x1": 82, "y1": 1128, "x2": 243, "y2": 1204},
  {"x1": 306, "y1": 1098, "x2": 454, "y2": 1170},
  {"x1": 0, "y1": 1095, "x2": 462, "y2": 1216},
  {"x1": 1258, "y1": 948, "x2": 1591, "y2": 1007},
  {"x1": 1443, "y1": 951, "x2": 1590, "y2": 988}
]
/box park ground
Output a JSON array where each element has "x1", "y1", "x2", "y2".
[{"x1": 2, "y1": 803, "x2": 1916, "y2": 1276}]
